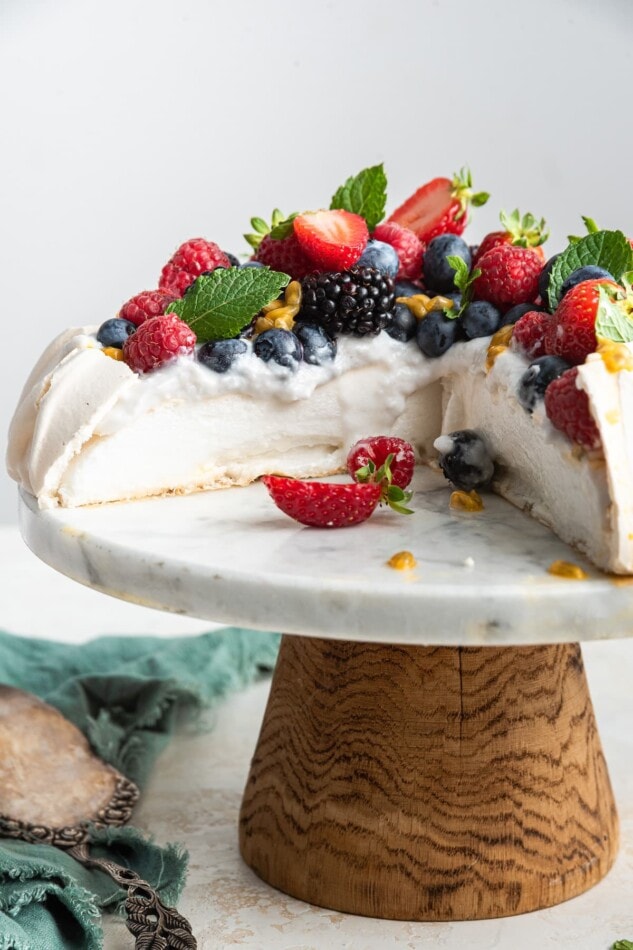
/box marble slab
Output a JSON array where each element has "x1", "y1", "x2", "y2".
[{"x1": 18, "y1": 470, "x2": 633, "y2": 645}]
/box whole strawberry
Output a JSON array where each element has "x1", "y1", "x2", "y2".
[
  {"x1": 347, "y1": 436, "x2": 415, "y2": 490},
  {"x1": 159, "y1": 238, "x2": 230, "y2": 297},
  {"x1": 123, "y1": 314, "x2": 196, "y2": 374},
  {"x1": 544, "y1": 367, "x2": 601, "y2": 450},
  {"x1": 372, "y1": 222, "x2": 425, "y2": 280},
  {"x1": 474, "y1": 244, "x2": 543, "y2": 311},
  {"x1": 263, "y1": 476, "x2": 382, "y2": 528},
  {"x1": 544, "y1": 278, "x2": 619, "y2": 365},
  {"x1": 254, "y1": 232, "x2": 313, "y2": 279},
  {"x1": 474, "y1": 209, "x2": 548, "y2": 265},
  {"x1": 119, "y1": 289, "x2": 178, "y2": 327},
  {"x1": 387, "y1": 167, "x2": 489, "y2": 244}
]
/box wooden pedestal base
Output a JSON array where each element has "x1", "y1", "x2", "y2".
[{"x1": 239, "y1": 637, "x2": 619, "y2": 921}]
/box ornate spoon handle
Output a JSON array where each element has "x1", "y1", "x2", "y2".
[{"x1": 69, "y1": 842, "x2": 197, "y2": 949}]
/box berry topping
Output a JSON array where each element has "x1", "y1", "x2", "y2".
[
  {"x1": 395, "y1": 279, "x2": 423, "y2": 298},
  {"x1": 123, "y1": 314, "x2": 196, "y2": 374},
  {"x1": 512, "y1": 310, "x2": 551, "y2": 359},
  {"x1": 473, "y1": 244, "x2": 543, "y2": 311},
  {"x1": 356, "y1": 239, "x2": 400, "y2": 278},
  {"x1": 241, "y1": 260, "x2": 265, "y2": 269},
  {"x1": 293, "y1": 324, "x2": 337, "y2": 365},
  {"x1": 517, "y1": 355, "x2": 570, "y2": 412},
  {"x1": 293, "y1": 209, "x2": 369, "y2": 271},
  {"x1": 263, "y1": 476, "x2": 382, "y2": 528},
  {"x1": 544, "y1": 367, "x2": 601, "y2": 450},
  {"x1": 198, "y1": 338, "x2": 248, "y2": 374},
  {"x1": 372, "y1": 222, "x2": 425, "y2": 280},
  {"x1": 119, "y1": 290, "x2": 178, "y2": 327},
  {"x1": 386, "y1": 301, "x2": 417, "y2": 342},
  {"x1": 416, "y1": 310, "x2": 459, "y2": 358},
  {"x1": 559, "y1": 265, "x2": 615, "y2": 300},
  {"x1": 434, "y1": 430, "x2": 494, "y2": 492},
  {"x1": 423, "y1": 234, "x2": 472, "y2": 293},
  {"x1": 159, "y1": 239, "x2": 231, "y2": 297},
  {"x1": 253, "y1": 328, "x2": 303, "y2": 370},
  {"x1": 387, "y1": 167, "x2": 489, "y2": 244},
  {"x1": 254, "y1": 232, "x2": 313, "y2": 280},
  {"x1": 298, "y1": 266, "x2": 395, "y2": 338},
  {"x1": 97, "y1": 318, "x2": 137, "y2": 349},
  {"x1": 538, "y1": 253, "x2": 561, "y2": 310},
  {"x1": 347, "y1": 436, "x2": 415, "y2": 490},
  {"x1": 545, "y1": 278, "x2": 619, "y2": 365},
  {"x1": 225, "y1": 252, "x2": 241, "y2": 267},
  {"x1": 500, "y1": 301, "x2": 546, "y2": 327},
  {"x1": 474, "y1": 209, "x2": 549, "y2": 264},
  {"x1": 461, "y1": 300, "x2": 502, "y2": 341}
]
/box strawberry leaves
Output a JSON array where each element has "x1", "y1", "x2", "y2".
[{"x1": 353, "y1": 453, "x2": 414, "y2": 514}]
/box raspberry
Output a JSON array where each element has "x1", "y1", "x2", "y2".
[
  {"x1": 123, "y1": 314, "x2": 196, "y2": 374},
  {"x1": 254, "y1": 232, "x2": 314, "y2": 279},
  {"x1": 473, "y1": 245, "x2": 543, "y2": 311},
  {"x1": 513, "y1": 310, "x2": 551, "y2": 359},
  {"x1": 372, "y1": 222, "x2": 425, "y2": 280},
  {"x1": 119, "y1": 289, "x2": 178, "y2": 327},
  {"x1": 159, "y1": 238, "x2": 230, "y2": 297},
  {"x1": 544, "y1": 367, "x2": 601, "y2": 451}
]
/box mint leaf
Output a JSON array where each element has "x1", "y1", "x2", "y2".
[
  {"x1": 446, "y1": 257, "x2": 481, "y2": 318},
  {"x1": 331, "y1": 164, "x2": 387, "y2": 231},
  {"x1": 613, "y1": 941, "x2": 633, "y2": 949},
  {"x1": 595, "y1": 286, "x2": 633, "y2": 342},
  {"x1": 167, "y1": 267, "x2": 289, "y2": 342},
  {"x1": 548, "y1": 230, "x2": 633, "y2": 309},
  {"x1": 447, "y1": 256, "x2": 471, "y2": 294}
]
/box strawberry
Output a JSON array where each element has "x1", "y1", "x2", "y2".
[
  {"x1": 293, "y1": 210, "x2": 368, "y2": 271},
  {"x1": 544, "y1": 278, "x2": 620, "y2": 365},
  {"x1": 473, "y1": 244, "x2": 543, "y2": 311},
  {"x1": 262, "y1": 476, "x2": 382, "y2": 527},
  {"x1": 372, "y1": 222, "x2": 425, "y2": 280},
  {"x1": 474, "y1": 209, "x2": 548, "y2": 265},
  {"x1": 513, "y1": 310, "x2": 551, "y2": 359},
  {"x1": 254, "y1": 232, "x2": 314, "y2": 279},
  {"x1": 387, "y1": 167, "x2": 489, "y2": 244},
  {"x1": 544, "y1": 367, "x2": 601, "y2": 450},
  {"x1": 347, "y1": 436, "x2": 415, "y2": 490}
]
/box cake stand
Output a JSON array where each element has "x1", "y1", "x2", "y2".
[{"x1": 18, "y1": 469, "x2": 632, "y2": 922}]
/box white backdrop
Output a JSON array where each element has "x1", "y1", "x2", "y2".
[{"x1": 1, "y1": 0, "x2": 631, "y2": 523}]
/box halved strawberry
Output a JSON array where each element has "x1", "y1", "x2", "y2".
[
  {"x1": 263, "y1": 476, "x2": 381, "y2": 527},
  {"x1": 387, "y1": 168, "x2": 489, "y2": 244},
  {"x1": 293, "y1": 210, "x2": 368, "y2": 271}
]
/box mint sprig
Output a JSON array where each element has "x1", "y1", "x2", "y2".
[
  {"x1": 167, "y1": 267, "x2": 289, "y2": 342},
  {"x1": 330, "y1": 164, "x2": 387, "y2": 231},
  {"x1": 548, "y1": 230, "x2": 633, "y2": 310},
  {"x1": 445, "y1": 256, "x2": 481, "y2": 318},
  {"x1": 595, "y1": 278, "x2": 633, "y2": 343},
  {"x1": 613, "y1": 941, "x2": 633, "y2": 949}
]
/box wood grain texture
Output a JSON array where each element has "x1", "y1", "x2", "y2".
[{"x1": 239, "y1": 637, "x2": 619, "y2": 920}]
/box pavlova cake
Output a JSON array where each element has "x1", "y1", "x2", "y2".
[{"x1": 7, "y1": 165, "x2": 633, "y2": 573}]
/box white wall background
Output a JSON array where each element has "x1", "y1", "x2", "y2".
[{"x1": 1, "y1": 0, "x2": 631, "y2": 523}]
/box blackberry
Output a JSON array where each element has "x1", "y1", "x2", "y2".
[{"x1": 298, "y1": 265, "x2": 395, "y2": 338}]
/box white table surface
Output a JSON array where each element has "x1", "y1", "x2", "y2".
[{"x1": 1, "y1": 523, "x2": 632, "y2": 949}]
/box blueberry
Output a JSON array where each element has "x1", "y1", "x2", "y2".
[
  {"x1": 433, "y1": 430, "x2": 494, "y2": 491},
  {"x1": 241, "y1": 260, "x2": 265, "y2": 269},
  {"x1": 517, "y1": 355, "x2": 570, "y2": 412},
  {"x1": 537, "y1": 253, "x2": 560, "y2": 310},
  {"x1": 294, "y1": 324, "x2": 337, "y2": 364},
  {"x1": 386, "y1": 302, "x2": 417, "y2": 342},
  {"x1": 423, "y1": 235, "x2": 472, "y2": 293},
  {"x1": 224, "y1": 251, "x2": 241, "y2": 267},
  {"x1": 395, "y1": 279, "x2": 422, "y2": 298},
  {"x1": 500, "y1": 302, "x2": 546, "y2": 327},
  {"x1": 198, "y1": 338, "x2": 248, "y2": 373},
  {"x1": 416, "y1": 310, "x2": 459, "y2": 358},
  {"x1": 357, "y1": 239, "x2": 399, "y2": 278},
  {"x1": 560, "y1": 265, "x2": 614, "y2": 300},
  {"x1": 461, "y1": 300, "x2": 502, "y2": 340},
  {"x1": 254, "y1": 328, "x2": 303, "y2": 370},
  {"x1": 97, "y1": 318, "x2": 137, "y2": 349}
]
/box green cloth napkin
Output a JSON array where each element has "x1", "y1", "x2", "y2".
[{"x1": 0, "y1": 627, "x2": 280, "y2": 950}]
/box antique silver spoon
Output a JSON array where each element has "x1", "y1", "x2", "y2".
[{"x1": 0, "y1": 685, "x2": 196, "y2": 949}]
